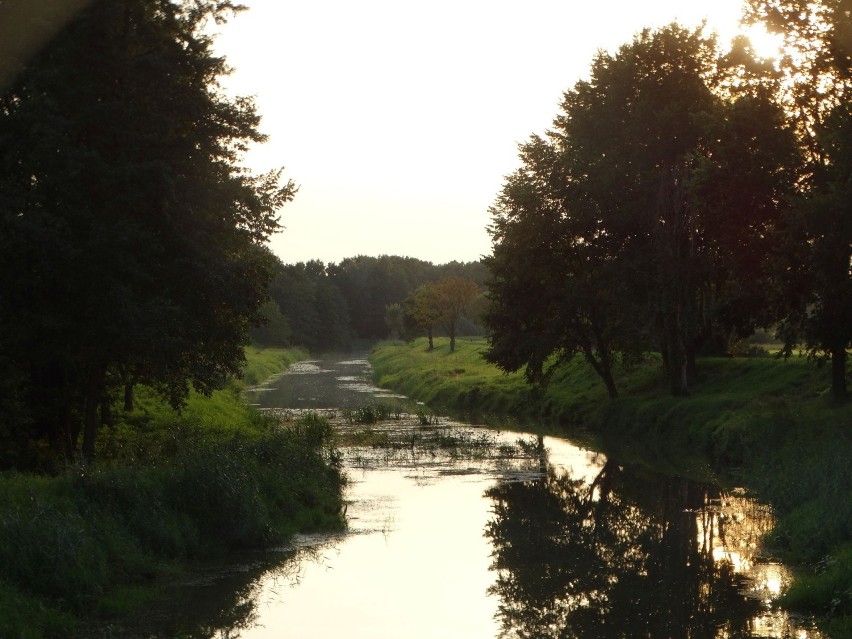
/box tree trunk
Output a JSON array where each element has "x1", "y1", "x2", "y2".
[
  {"x1": 668, "y1": 348, "x2": 689, "y2": 396},
  {"x1": 124, "y1": 381, "x2": 134, "y2": 412},
  {"x1": 59, "y1": 403, "x2": 75, "y2": 460},
  {"x1": 427, "y1": 328, "x2": 434, "y2": 351},
  {"x1": 101, "y1": 398, "x2": 113, "y2": 428},
  {"x1": 81, "y1": 366, "x2": 104, "y2": 463},
  {"x1": 449, "y1": 332, "x2": 456, "y2": 352},
  {"x1": 581, "y1": 345, "x2": 619, "y2": 399},
  {"x1": 663, "y1": 312, "x2": 689, "y2": 396},
  {"x1": 831, "y1": 346, "x2": 848, "y2": 401},
  {"x1": 686, "y1": 343, "x2": 698, "y2": 385}
]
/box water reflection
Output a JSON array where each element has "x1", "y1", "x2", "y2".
[
  {"x1": 122, "y1": 352, "x2": 824, "y2": 639},
  {"x1": 485, "y1": 445, "x2": 822, "y2": 639}
]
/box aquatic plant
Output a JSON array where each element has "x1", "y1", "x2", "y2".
[{"x1": 342, "y1": 402, "x2": 403, "y2": 424}]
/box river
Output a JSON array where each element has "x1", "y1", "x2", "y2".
[{"x1": 128, "y1": 351, "x2": 824, "y2": 638}]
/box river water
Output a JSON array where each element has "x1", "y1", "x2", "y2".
[{"x1": 132, "y1": 352, "x2": 824, "y2": 638}]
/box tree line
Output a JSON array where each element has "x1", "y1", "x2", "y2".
[
  {"x1": 252, "y1": 255, "x2": 488, "y2": 353},
  {"x1": 485, "y1": 0, "x2": 851, "y2": 401}
]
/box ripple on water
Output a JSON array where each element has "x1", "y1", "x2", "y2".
[
  {"x1": 284, "y1": 361, "x2": 332, "y2": 375},
  {"x1": 340, "y1": 382, "x2": 386, "y2": 393}
]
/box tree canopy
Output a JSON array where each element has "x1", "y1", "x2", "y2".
[
  {"x1": 0, "y1": 0, "x2": 295, "y2": 464},
  {"x1": 485, "y1": 17, "x2": 847, "y2": 400}
]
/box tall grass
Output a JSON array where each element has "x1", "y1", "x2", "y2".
[
  {"x1": 370, "y1": 337, "x2": 537, "y2": 418},
  {"x1": 0, "y1": 382, "x2": 344, "y2": 638},
  {"x1": 369, "y1": 337, "x2": 852, "y2": 631},
  {"x1": 342, "y1": 402, "x2": 403, "y2": 424},
  {"x1": 240, "y1": 345, "x2": 309, "y2": 387}
]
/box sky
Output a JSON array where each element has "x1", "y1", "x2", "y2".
[{"x1": 211, "y1": 0, "x2": 753, "y2": 266}]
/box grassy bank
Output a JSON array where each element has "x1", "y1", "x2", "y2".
[
  {"x1": 240, "y1": 345, "x2": 309, "y2": 388},
  {"x1": 371, "y1": 337, "x2": 852, "y2": 635},
  {"x1": 0, "y1": 347, "x2": 344, "y2": 638}
]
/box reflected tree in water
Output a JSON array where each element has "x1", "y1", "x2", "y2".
[{"x1": 485, "y1": 456, "x2": 764, "y2": 638}]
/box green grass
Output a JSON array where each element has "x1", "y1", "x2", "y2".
[
  {"x1": 371, "y1": 337, "x2": 538, "y2": 418},
  {"x1": 370, "y1": 337, "x2": 852, "y2": 633},
  {"x1": 0, "y1": 349, "x2": 345, "y2": 638},
  {"x1": 240, "y1": 345, "x2": 309, "y2": 387}
]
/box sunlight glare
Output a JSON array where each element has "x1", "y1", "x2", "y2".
[{"x1": 743, "y1": 23, "x2": 785, "y2": 59}]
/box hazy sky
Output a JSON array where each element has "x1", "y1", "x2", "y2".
[{"x1": 212, "y1": 0, "x2": 752, "y2": 266}]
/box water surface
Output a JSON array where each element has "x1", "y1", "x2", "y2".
[{"x1": 135, "y1": 352, "x2": 823, "y2": 638}]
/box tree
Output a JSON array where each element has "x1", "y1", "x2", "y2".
[
  {"x1": 486, "y1": 24, "x2": 799, "y2": 397},
  {"x1": 747, "y1": 0, "x2": 852, "y2": 400},
  {"x1": 251, "y1": 300, "x2": 293, "y2": 348},
  {"x1": 267, "y1": 261, "x2": 351, "y2": 353},
  {"x1": 407, "y1": 283, "x2": 444, "y2": 350},
  {"x1": 432, "y1": 276, "x2": 479, "y2": 352},
  {"x1": 485, "y1": 136, "x2": 643, "y2": 398},
  {"x1": 384, "y1": 303, "x2": 405, "y2": 340},
  {"x1": 0, "y1": 0, "x2": 295, "y2": 464}
]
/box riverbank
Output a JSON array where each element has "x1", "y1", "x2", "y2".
[
  {"x1": 0, "y1": 347, "x2": 345, "y2": 639},
  {"x1": 370, "y1": 337, "x2": 852, "y2": 636}
]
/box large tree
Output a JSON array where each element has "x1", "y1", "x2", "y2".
[
  {"x1": 747, "y1": 0, "x2": 852, "y2": 400},
  {"x1": 0, "y1": 0, "x2": 294, "y2": 464},
  {"x1": 485, "y1": 136, "x2": 643, "y2": 398},
  {"x1": 486, "y1": 24, "x2": 798, "y2": 397}
]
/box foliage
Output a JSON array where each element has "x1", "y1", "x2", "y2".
[
  {"x1": 327, "y1": 255, "x2": 487, "y2": 340},
  {"x1": 431, "y1": 276, "x2": 480, "y2": 352},
  {"x1": 407, "y1": 283, "x2": 444, "y2": 350},
  {"x1": 384, "y1": 303, "x2": 405, "y2": 340},
  {"x1": 485, "y1": 24, "x2": 800, "y2": 398},
  {"x1": 406, "y1": 277, "x2": 480, "y2": 352},
  {"x1": 745, "y1": 0, "x2": 852, "y2": 400},
  {"x1": 263, "y1": 260, "x2": 352, "y2": 352},
  {"x1": 256, "y1": 255, "x2": 489, "y2": 351},
  {"x1": 0, "y1": 0, "x2": 295, "y2": 464},
  {"x1": 250, "y1": 300, "x2": 294, "y2": 348}
]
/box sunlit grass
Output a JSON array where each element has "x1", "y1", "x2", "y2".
[
  {"x1": 240, "y1": 345, "x2": 309, "y2": 387},
  {"x1": 370, "y1": 337, "x2": 536, "y2": 418}
]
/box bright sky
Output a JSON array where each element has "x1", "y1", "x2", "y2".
[{"x1": 212, "y1": 0, "x2": 751, "y2": 266}]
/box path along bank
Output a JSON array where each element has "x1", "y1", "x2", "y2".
[{"x1": 370, "y1": 337, "x2": 852, "y2": 637}]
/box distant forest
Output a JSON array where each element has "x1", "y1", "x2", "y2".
[{"x1": 251, "y1": 255, "x2": 489, "y2": 352}]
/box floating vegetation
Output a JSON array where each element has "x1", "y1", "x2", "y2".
[
  {"x1": 336, "y1": 411, "x2": 547, "y2": 479},
  {"x1": 416, "y1": 408, "x2": 441, "y2": 426},
  {"x1": 284, "y1": 362, "x2": 332, "y2": 375},
  {"x1": 342, "y1": 402, "x2": 404, "y2": 425}
]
